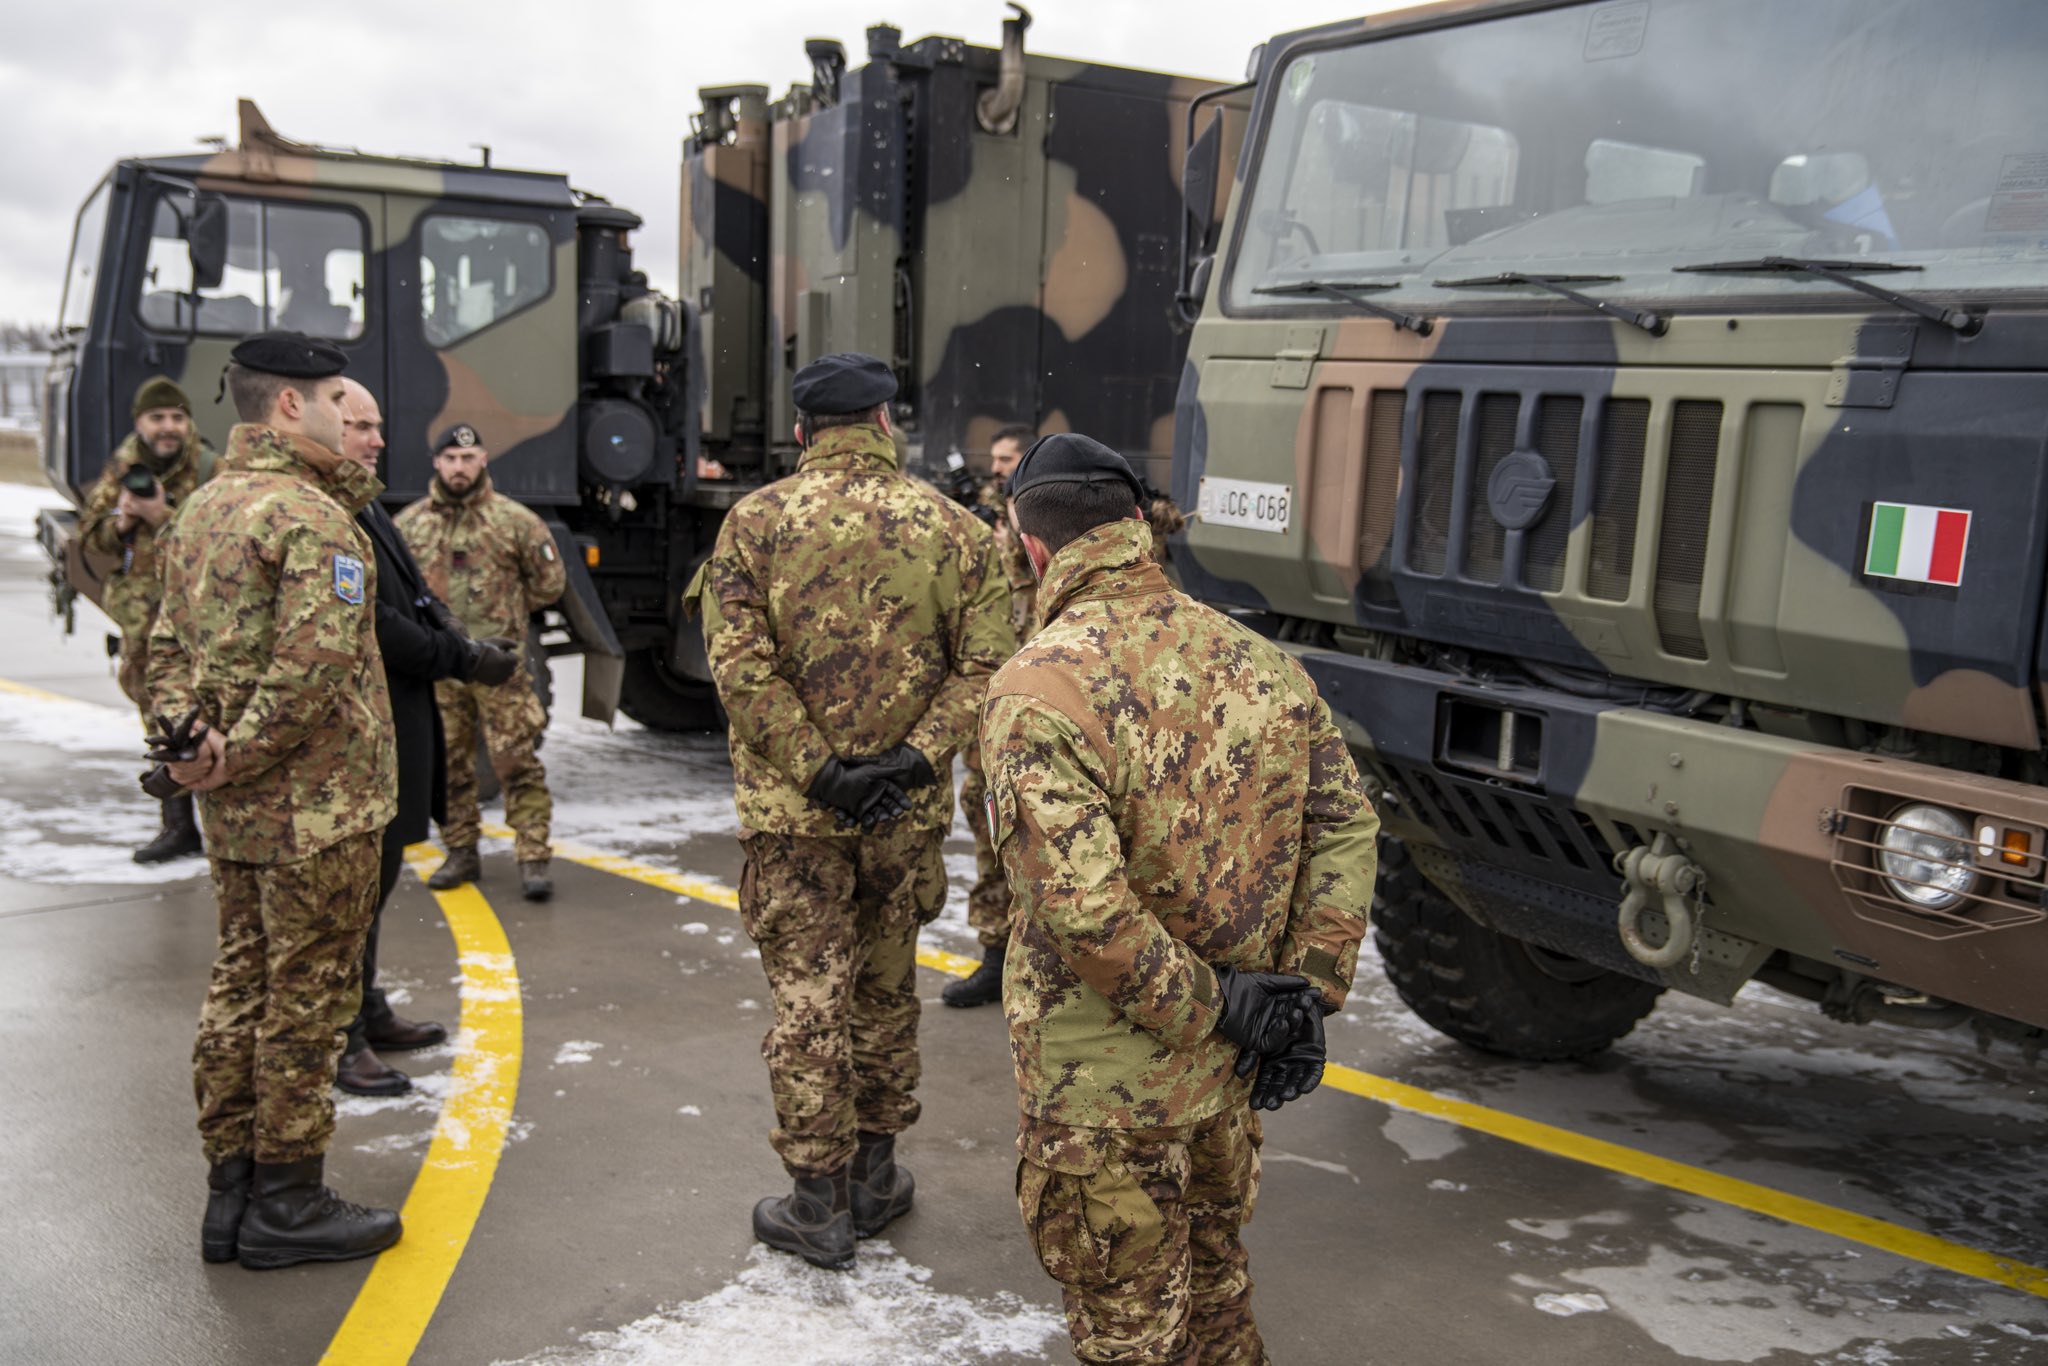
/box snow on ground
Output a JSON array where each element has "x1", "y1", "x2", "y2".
[
  {"x1": 500, "y1": 1242, "x2": 1064, "y2": 1366},
  {"x1": 0, "y1": 689, "x2": 208, "y2": 886}
]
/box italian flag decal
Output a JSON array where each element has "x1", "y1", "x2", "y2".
[{"x1": 1865, "y1": 502, "x2": 1970, "y2": 586}]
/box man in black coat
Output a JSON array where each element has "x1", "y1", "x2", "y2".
[{"x1": 336, "y1": 378, "x2": 520, "y2": 1095}]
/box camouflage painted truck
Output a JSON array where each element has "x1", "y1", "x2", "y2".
[
  {"x1": 38, "y1": 7, "x2": 1239, "y2": 729},
  {"x1": 1172, "y1": 0, "x2": 2048, "y2": 1058}
]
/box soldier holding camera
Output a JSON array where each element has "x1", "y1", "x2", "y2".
[{"x1": 78, "y1": 375, "x2": 215, "y2": 863}]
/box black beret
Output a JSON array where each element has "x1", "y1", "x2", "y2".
[
  {"x1": 229, "y1": 331, "x2": 348, "y2": 379},
  {"x1": 432, "y1": 423, "x2": 485, "y2": 454},
  {"x1": 1006, "y1": 432, "x2": 1144, "y2": 502},
  {"x1": 791, "y1": 352, "x2": 897, "y2": 416}
]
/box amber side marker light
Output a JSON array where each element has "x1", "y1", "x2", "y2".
[
  {"x1": 582, "y1": 544, "x2": 600, "y2": 568},
  {"x1": 2001, "y1": 828, "x2": 2032, "y2": 868}
]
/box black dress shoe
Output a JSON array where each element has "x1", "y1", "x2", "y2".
[
  {"x1": 335, "y1": 1047, "x2": 411, "y2": 1097},
  {"x1": 364, "y1": 1013, "x2": 448, "y2": 1052}
]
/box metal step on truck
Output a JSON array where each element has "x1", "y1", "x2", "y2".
[
  {"x1": 1171, "y1": 0, "x2": 2048, "y2": 1058},
  {"x1": 37, "y1": 5, "x2": 1243, "y2": 731}
]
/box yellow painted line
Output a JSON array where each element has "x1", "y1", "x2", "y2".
[
  {"x1": 522, "y1": 826, "x2": 2048, "y2": 1301},
  {"x1": 1320, "y1": 1065, "x2": 2048, "y2": 1298},
  {"x1": 0, "y1": 676, "x2": 106, "y2": 706},
  {"x1": 319, "y1": 846, "x2": 524, "y2": 1365}
]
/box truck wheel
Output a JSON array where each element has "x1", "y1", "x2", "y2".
[
  {"x1": 1373, "y1": 837, "x2": 1663, "y2": 1061},
  {"x1": 617, "y1": 648, "x2": 725, "y2": 732}
]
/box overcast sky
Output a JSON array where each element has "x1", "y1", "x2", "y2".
[{"x1": 0, "y1": 0, "x2": 1401, "y2": 326}]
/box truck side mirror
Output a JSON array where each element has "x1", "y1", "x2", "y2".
[
  {"x1": 1176, "y1": 112, "x2": 1226, "y2": 326},
  {"x1": 189, "y1": 195, "x2": 228, "y2": 292}
]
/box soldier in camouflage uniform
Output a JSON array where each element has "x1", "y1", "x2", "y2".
[
  {"x1": 146, "y1": 332, "x2": 403, "y2": 1270},
  {"x1": 77, "y1": 375, "x2": 215, "y2": 862},
  {"x1": 397, "y1": 424, "x2": 567, "y2": 902},
  {"x1": 947, "y1": 423, "x2": 1038, "y2": 1008},
  {"x1": 981, "y1": 434, "x2": 1380, "y2": 1363},
  {"x1": 688, "y1": 352, "x2": 1014, "y2": 1270}
]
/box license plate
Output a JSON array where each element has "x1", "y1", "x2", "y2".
[{"x1": 1197, "y1": 476, "x2": 1293, "y2": 533}]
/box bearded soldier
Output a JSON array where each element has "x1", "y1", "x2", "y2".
[
  {"x1": 945, "y1": 422, "x2": 1037, "y2": 1008},
  {"x1": 77, "y1": 375, "x2": 215, "y2": 862},
  {"x1": 688, "y1": 352, "x2": 1014, "y2": 1270},
  {"x1": 146, "y1": 331, "x2": 401, "y2": 1270},
  {"x1": 396, "y1": 423, "x2": 566, "y2": 902},
  {"x1": 982, "y1": 433, "x2": 1379, "y2": 1364}
]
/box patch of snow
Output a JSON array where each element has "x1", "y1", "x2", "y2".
[
  {"x1": 554, "y1": 1041, "x2": 602, "y2": 1065},
  {"x1": 677, "y1": 1105, "x2": 702, "y2": 1117},
  {"x1": 679, "y1": 923, "x2": 710, "y2": 935},
  {"x1": 1379, "y1": 1109, "x2": 1465, "y2": 1163},
  {"x1": 1532, "y1": 1293, "x2": 1608, "y2": 1318},
  {"x1": 497, "y1": 1242, "x2": 1065, "y2": 1366},
  {"x1": 1263, "y1": 1150, "x2": 1359, "y2": 1184}
]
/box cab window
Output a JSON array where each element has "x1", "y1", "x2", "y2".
[
  {"x1": 419, "y1": 216, "x2": 552, "y2": 347},
  {"x1": 136, "y1": 194, "x2": 366, "y2": 339}
]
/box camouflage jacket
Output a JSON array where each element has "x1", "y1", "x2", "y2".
[
  {"x1": 977, "y1": 477, "x2": 1039, "y2": 642},
  {"x1": 692, "y1": 424, "x2": 1016, "y2": 835},
  {"x1": 395, "y1": 472, "x2": 566, "y2": 641},
  {"x1": 146, "y1": 425, "x2": 397, "y2": 865},
  {"x1": 981, "y1": 518, "x2": 1379, "y2": 1137},
  {"x1": 77, "y1": 432, "x2": 213, "y2": 641}
]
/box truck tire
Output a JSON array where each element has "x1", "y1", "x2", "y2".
[
  {"x1": 617, "y1": 647, "x2": 725, "y2": 732},
  {"x1": 1373, "y1": 837, "x2": 1663, "y2": 1061}
]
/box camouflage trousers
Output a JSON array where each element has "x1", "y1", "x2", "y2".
[
  {"x1": 738, "y1": 823, "x2": 949, "y2": 1176},
  {"x1": 1019, "y1": 1107, "x2": 1266, "y2": 1366},
  {"x1": 437, "y1": 674, "x2": 552, "y2": 862},
  {"x1": 957, "y1": 738, "x2": 1011, "y2": 951},
  {"x1": 193, "y1": 829, "x2": 382, "y2": 1164}
]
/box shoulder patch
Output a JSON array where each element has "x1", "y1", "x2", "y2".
[
  {"x1": 334, "y1": 553, "x2": 366, "y2": 605},
  {"x1": 540, "y1": 540, "x2": 557, "y2": 562}
]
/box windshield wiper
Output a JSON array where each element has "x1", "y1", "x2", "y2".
[
  {"x1": 1672, "y1": 256, "x2": 1980, "y2": 334},
  {"x1": 1433, "y1": 273, "x2": 1668, "y2": 336},
  {"x1": 1253, "y1": 280, "x2": 1433, "y2": 335}
]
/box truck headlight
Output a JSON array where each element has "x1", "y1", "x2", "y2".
[{"x1": 1878, "y1": 804, "x2": 1978, "y2": 910}]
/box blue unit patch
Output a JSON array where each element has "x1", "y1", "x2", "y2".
[{"x1": 334, "y1": 554, "x2": 366, "y2": 605}]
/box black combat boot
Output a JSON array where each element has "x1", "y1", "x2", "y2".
[
  {"x1": 941, "y1": 945, "x2": 1005, "y2": 1008},
  {"x1": 236, "y1": 1156, "x2": 403, "y2": 1270},
  {"x1": 849, "y1": 1131, "x2": 915, "y2": 1238},
  {"x1": 427, "y1": 845, "x2": 480, "y2": 890},
  {"x1": 519, "y1": 860, "x2": 553, "y2": 903},
  {"x1": 202, "y1": 1156, "x2": 253, "y2": 1264},
  {"x1": 752, "y1": 1166, "x2": 855, "y2": 1270},
  {"x1": 134, "y1": 792, "x2": 203, "y2": 865}
]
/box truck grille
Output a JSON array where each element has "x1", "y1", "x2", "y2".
[{"x1": 1387, "y1": 385, "x2": 1725, "y2": 661}]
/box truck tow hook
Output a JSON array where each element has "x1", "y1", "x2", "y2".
[{"x1": 1614, "y1": 833, "x2": 1706, "y2": 971}]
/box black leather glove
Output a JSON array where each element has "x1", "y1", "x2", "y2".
[
  {"x1": 806, "y1": 757, "x2": 913, "y2": 830},
  {"x1": 1249, "y1": 1005, "x2": 1328, "y2": 1111},
  {"x1": 140, "y1": 707, "x2": 204, "y2": 798},
  {"x1": 1211, "y1": 965, "x2": 1317, "y2": 1068},
  {"x1": 467, "y1": 638, "x2": 521, "y2": 687},
  {"x1": 862, "y1": 743, "x2": 938, "y2": 791}
]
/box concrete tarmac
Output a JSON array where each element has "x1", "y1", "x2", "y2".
[{"x1": 1, "y1": 477, "x2": 2045, "y2": 1365}]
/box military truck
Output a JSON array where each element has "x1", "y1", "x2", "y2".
[
  {"x1": 1171, "y1": 0, "x2": 2048, "y2": 1058},
  {"x1": 38, "y1": 7, "x2": 1240, "y2": 730}
]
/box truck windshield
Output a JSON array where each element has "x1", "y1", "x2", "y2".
[
  {"x1": 1225, "y1": 0, "x2": 2048, "y2": 315},
  {"x1": 59, "y1": 179, "x2": 112, "y2": 333},
  {"x1": 135, "y1": 191, "x2": 366, "y2": 340}
]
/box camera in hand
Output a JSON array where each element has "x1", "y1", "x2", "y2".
[{"x1": 121, "y1": 466, "x2": 161, "y2": 499}]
